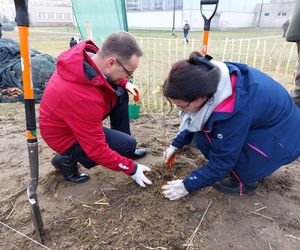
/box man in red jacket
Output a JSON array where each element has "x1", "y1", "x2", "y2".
[{"x1": 39, "y1": 32, "x2": 152, "y2": 187}]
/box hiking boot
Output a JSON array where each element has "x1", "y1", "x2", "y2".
[
  {"x1": 132, "y1": 148, "x2": 147, "y2": 160},
  {"x1": 213, "y1": 175, "x2": 258, "y2": 195},
  {"x1": 51, "y1": 154, "x2": 90, "y2": 183}
]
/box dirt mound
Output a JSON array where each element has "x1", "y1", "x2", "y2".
[
  {"x1": 1, "y1": 108, "x2": 300, "y2": 249},
  {"x1": 261, "y1": 170, "x2": 294, "y2": 194}
]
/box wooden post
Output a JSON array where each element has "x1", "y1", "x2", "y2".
[
  {"x1": 85, "y1": 21, "x2": 93, "y2": 41},
  {"x1": 222, "y1": 37, "x2": 228, "y2": 61},
  {"x1": 253, "y1": 39, "x2": 260, "y2": 67},
  {"x1": 245, "y1": 39, "x2": 251, "y2": 64},
  {"x1": 238, "y1": 39, "x2": 243, "y2": 62},
  {"x1": 283, "y1": 42, "x2": 295, "y2": 88},
  {"x1": 260, "y1": 40, "x2": 267, "y2": 71}
]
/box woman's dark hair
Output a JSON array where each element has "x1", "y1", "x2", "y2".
[{"x1": 162, "y1": 51, "x2": 220, "y2": 103}]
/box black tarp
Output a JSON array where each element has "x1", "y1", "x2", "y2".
[{"x1": 0, "y1": 38, "x2": 56, "y2": 102}]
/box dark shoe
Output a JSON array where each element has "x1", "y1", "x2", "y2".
[
  {"x1": 213, "y1": 175, "x2": 258, "y2": 195},
  {"x1": 132, "y1": 148, "x2": 147, "y2": 160},
  {"x1": 51, "y1": 154, "x2": 90, "y2": 183}
]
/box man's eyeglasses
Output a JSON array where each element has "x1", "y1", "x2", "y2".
[{"x1": 115, "y1": 58, "x2": 134, "y2": 80}]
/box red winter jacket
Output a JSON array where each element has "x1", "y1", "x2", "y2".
[{"x1": 39, "y1": 40, "x2": 135, "y2": 175}]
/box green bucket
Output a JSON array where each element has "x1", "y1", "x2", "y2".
[{"x1": 128, "y1": 103, "x2": 140, "y2": 119}]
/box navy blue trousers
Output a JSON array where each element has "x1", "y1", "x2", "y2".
[{"x1": 63, "y1": 87, "x2": 137, "y2": 169}]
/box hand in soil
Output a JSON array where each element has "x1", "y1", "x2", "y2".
[
  {"x1": 131, "y1": 163, "x2": 152, "y2": 188},
  {"x1": 163, "y1": 145, "x2": 178, "y2": 167},
  {"x1": 162, "y1": 179, "x2": 189, "y2": 200}
]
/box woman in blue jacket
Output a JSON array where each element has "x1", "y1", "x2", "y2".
[{"x1": 162, "y1": 51, "x2": 300, "y2": 200}]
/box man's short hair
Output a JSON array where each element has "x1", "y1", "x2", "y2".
[{"x1": 100, "y1": 31, "x2": 142, "y2": 61}]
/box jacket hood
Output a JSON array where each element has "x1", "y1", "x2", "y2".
[{"x1": 56, "y1": 40, "x2": 107, "y2": 87}]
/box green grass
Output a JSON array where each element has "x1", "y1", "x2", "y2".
[
  {"x1": 2, "y1": 27, "x2": 296, "y2": 111},
  {"x1": 130, "y1": 27, "x2": 282, "y2": 40}
]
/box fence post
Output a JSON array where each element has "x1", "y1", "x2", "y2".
[
  {"x1": 260, "y1": 40, "x2": 267, "y2": 71},
  {"x1": 238, "y1": 39, "x2": 243, "y2": 62},
  {"x1": 222, "y1": 37, "x2": 228, "y2": 61},
  {"x1": 245, "y1": 39, "x2": 251, "y2": 64},
  {"x1": 283, "y1": 42, "x2": 296, "y2": 88},
  {"x1": 253, "y1": 39, "x2": 260, "y2": 67}
]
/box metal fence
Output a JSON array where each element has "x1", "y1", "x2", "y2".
[{"x1": 132, "y1": 36, "x2": 298, "y2": 112}]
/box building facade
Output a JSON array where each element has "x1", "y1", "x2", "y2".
[
  {"x1": 254, "y1": 0, "x2": 296, "y2": 27},
  {"x1": 0, "y1": 0, "x2": 297, "y2": 29},
  {"x1": 0, "y1": 0, "x2": 73, "y2": 27},
  {"x1": 126, "y1": 0, "x2": 183, "y2": 12}
]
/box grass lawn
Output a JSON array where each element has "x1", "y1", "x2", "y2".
[{"x1": 2, "y1": 27, "x2": 296, "y2": 111}]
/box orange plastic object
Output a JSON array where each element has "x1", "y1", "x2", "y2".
[
  {"x1": 133, "y1": 88, "x2": 140, "y2": 102},
  {"x1": 166, "y1": 154, "x2": 176, "y2": 168}
]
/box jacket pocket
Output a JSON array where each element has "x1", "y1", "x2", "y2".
[{"x1": 243, "y1": 131, "x2": 291, "y2": 165}]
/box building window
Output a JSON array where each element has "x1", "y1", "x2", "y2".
[
  {"x1": 278, "y1": 12, "x2": 282, "y2": 16},
  {"x1": 63, "y1": 13, "x2": 71, "y2": 19},
  {"x1": 38, "y1": 13, "x2": 45, "y2": 19},
  {"x1": 264, "y1": 13, "x2": 269, "y2": 16},
  {"x1": 48, "y1": 13, "x2": 54, "y2": 19},
  {"x1": 282, "y1": 12, "x2": 287, "y2": 16}
]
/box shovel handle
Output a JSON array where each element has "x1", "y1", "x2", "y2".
[
  {"x1": 201, "y1": 0, "x2": 219, "y2": 4},
  {"x1": 200, "y1": 0, "x2": 219, "y2": 55},
  {"x1": 14, "y1": 0, "x2": 30, "y2": 27}
]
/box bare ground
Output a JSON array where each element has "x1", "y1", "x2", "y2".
[{"x1": 0, "y1": 103, "x2": 300, "y2": 250}]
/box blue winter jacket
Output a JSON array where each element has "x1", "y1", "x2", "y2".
[{"x1": 172, "y1": 62, "x2": 300, "y2": 193}]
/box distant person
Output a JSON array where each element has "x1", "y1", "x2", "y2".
[
  {"x1": 281, "y1": 20, "x2": 289, "y2": 38},
  {"x1": 182, "y1": 20, "x2": 190, "y2": 44},
  {"x1": 161, "y1": 51, "x2": 300, "y2": 200},
  {"x1": 40, "y1": 32, "x2": 151, "y2": 188},
  {"x1": 69, "y1": 37, "x2": 77, "y2": 47},
  {"x1": 286, "y1": 1, "x2": 300, "y2": 108},
  {"x1": 0, "y1": 23, "x2": 2, "y2": 39}
]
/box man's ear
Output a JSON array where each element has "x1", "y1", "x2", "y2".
[{"x1": 106, "y1": 57, "x2": 116, "y2": 69}]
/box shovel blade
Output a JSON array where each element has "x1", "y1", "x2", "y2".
[{"x1": 28, "y1": 197, "x2": 43, "y2": 243}]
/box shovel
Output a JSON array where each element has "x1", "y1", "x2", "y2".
[
  {"x1": 200, "y1": 0, "x2": 219, "y2": 55},
  {"x1": 13, "y1": 0, "x2": 44, "y2": 243}
]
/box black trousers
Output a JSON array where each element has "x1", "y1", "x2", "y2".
[{"x1": 63, "y1": 87, "x2": 137, "y2": 169}]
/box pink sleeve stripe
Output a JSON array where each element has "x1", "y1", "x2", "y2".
[{"x1": 247, "y1": 143, "x2": 270, "y2": 158}]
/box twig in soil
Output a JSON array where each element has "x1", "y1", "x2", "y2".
[
  {"x1": 124, "y1": 179, "x2": 134, "y2": 185},
  {"x1": 269, "y1": 242, "x2": 272, "y2": 250},
  {"x1": 5, "y1": 203, "x2": 16, "y2": 220},
  {"x1": 0, "y1": 187, "x2": 27, "y2": 203},
  {"x1": 139, "y1": 243, "x2": 168, "y2": 250},
  {"x1": 82, "y1": 204, "x2": 103, "y2": 212},
  {"x1": 100, "y1": 188, "x2": 109, "y2": 203},
  {"x1": 285, "y1": 234, "x2": 300, "y2": 241},
  {"x1": 85, "y1": 217, "x2": 92, "y2": 227},
  {"x1": 94, "y1": 196, "x2": 109, "y2": 206},
  {"x1": 0, "y1": 221, "x2": 51, "y2": 250},
  {"x1": 184, "y1": 200, "x2": 212, "y2": 250},
  {"x1": 254, "y1": 206, "x2": 267, "y2": 212},
  {"x1": 0, "y1": 176, "x2": 48, "y2": 203},
  {"x1": 66, "y1": 216, "x2": 79, "y2": 221},
  {"x1": 119, "y1": 207, "x2": 123, "y2": 220},
  {"x1": 250, "y1": 211, "x2": 273, "y2": 221},
  {"x1": 255, "y1": 191, "x2": 264, "y2": 197}
]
